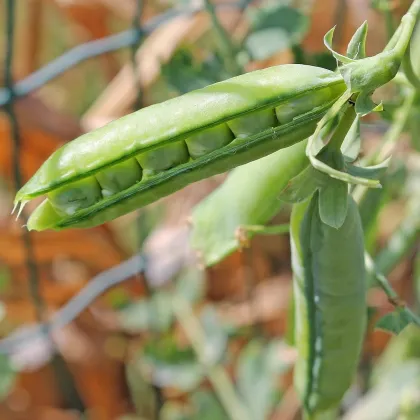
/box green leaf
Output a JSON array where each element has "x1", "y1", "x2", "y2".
[
  {"x1": 245, "y1": 4, "x2": 308, "y2": 60},
  {"x1": 355, "y1": 92, "x2": 383, "y2": 116},
  {"x1": 236, "y1": 340, "x2": 293, "y2": 420},
  {"x1": 279, "y1": 165, "x2": 325, "y2": 203},
  {"x1": 161, "y1": 50, "x2": 223, "y2": 95},
  {"x1": 376, "y1": 309, "x2": 413, "y2": 335},
  {"x1": 318, "y1": 179, "x2": 349, "y2": 229},
  {"x1": 345, "y1": 157, "x2": 390, "y2": 181},
  {"x1": 324, "y1": 27, "x2": 356, "y2": 64},
  {"x1": 346, "y1": 21, "x2": 368, "y2": 60},
  {"x1": 310, "y1": 52, "x2": 338, "y2": 71},
  {"x1": 0, "y1": 354, "x2": 16, "y2": 402},
  {"x1": 245, "y1": 28, "x2": 290, "y2": 60}
]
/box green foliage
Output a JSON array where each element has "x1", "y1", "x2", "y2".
[{"x1": 245, "y1": 3, "x2": 309, "y2": 60}]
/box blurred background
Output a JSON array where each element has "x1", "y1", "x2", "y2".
[{"x1": 0, "y1": 0, "x2": 419, "y2": 419}]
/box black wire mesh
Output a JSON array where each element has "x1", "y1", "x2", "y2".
[{"x1": 0, "y1": 0, "x2": 247, "y2": 354}]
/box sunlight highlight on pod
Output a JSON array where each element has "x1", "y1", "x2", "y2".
[{"x1": 14, "y1": 64, "x2": 346, "y2": 231}]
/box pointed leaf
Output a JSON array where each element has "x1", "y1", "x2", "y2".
[
  {"x1": 346, "y1": 157, "x2": 391, "y2": 181},
  {"x1": 355, "y1": 92, "x2": 384, "y2": 115},
  {"x1": 319, "y1": 179, "x2": 349, "y2": 229},
  {"x1": 376, "y1": 309, "x2": 412, "y2": 335},
  {"x1": 341, "y1": 116, "x2": 361, "y2": 162},
  {"x1": 324, "y1": 27, "x2": 356, "y2": 64},
  {"x1": 279, "y1": 165, "x2": 326, "y2": 203},
  {"x1": 347, "y1": 21, "x2": 368, "y2": 60}
]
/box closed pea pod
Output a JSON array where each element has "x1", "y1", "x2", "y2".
[
  {"x1": 291, "y1": 193, "x2": 367, "y2": 419},
  {"x1": 14, "y1": 64, "x2": 346, "y2": 231}
]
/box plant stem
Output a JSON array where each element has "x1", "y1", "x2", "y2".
[
  {"x1": 384, "y1": 0, "x2": 420, "y2": 54},
  {"x1": 172, "y1": 295, "x2": 250, "y2": 420},
  {"x1": 382, "y1": 0, "x2": 396, "y2": 41},
  {"x1": 403, "y1": 46, "x2": 420, "y2": 91},
  {"x1": 327, "y1": 102, "x2": 357, "y2": 152},
  {"x1": 203, "y1": 0, "x2": 243, "y2": 76},
  {"x1": 365, "y1": 253, "x2": 420, "y2": 327}
]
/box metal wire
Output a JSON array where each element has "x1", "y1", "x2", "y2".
[
  {"x1": 4, "y1": 0, "x2": 46, "y2": 325},
  {"x1": 0, "y1": 1, "x2": 245, "y2": 107},
  {"x1": 0, "y1": 254, "x2": 146, "y2": 354},
  {"x1": 0, "y1": 0, "x2": 248, "y2": 356}
]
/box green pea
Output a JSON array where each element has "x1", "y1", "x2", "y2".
[
  {"x1": 96, "y1": 158, "x2": 142, "y2": 197},
  {"x1": 48, "y1": 176, "x2": 102, "y2": 215},
  {"x1": 14, "y1": 64, "x2": 346, "y2": 231},
  {"x1": 136, "y1": 141, "x2": 189, "y2": 177},
  {"x1": 185, "y1": 124, "x2": 234, "y2": 159},
  {"x1": 227, "y1": 108, "x2": 277, "y2": 138}
]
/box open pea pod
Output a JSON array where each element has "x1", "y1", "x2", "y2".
[
  {"x1": 190, "y1": 140, "x2": 309, "y2": 267},
  {"x1": 14, "y1": 64, "x2": 345, "y2": 231}
]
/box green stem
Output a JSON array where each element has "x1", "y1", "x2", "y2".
[
  {"x1": 172, "y1": 295, "x2": 250, "y2": 420},
  {"x1": 203, "y1": 0, "x2": 243, "y2": 76},
  {"x1": 365, "y1": 253, "x2": 420, "y2": 328},
  {"x1": 383, "y1": 0, "x2": 396, "y2": 41},
  {"x1": 384, "y1": 0, "x2": 420, "y2": 55},
  {"x1": 403, "y1": 46, "x2": 420, "y2": 91},
  {"x1": 327, "y1": 102, "x2": 357, "y2": 152}
]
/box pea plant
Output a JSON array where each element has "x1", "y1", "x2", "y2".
[{"x1": 11, "y1": 1, "x2": 420, "y2": 419}]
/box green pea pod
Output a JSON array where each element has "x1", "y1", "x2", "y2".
[
  {"x1": 190, "y1": 140, "x2": 309, "y2": 266},
  {"x1": 291, "y1": 192, "x2": 367, "y2": 418},
  {"x1": 14, "y1": 65, "x2": 345, "y2": 231}
]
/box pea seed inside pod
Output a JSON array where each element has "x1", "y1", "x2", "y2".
[
  {"x1": 185, "y1": 123, "x2": 234, "y2": 159},
  {"x1": 227, "y1": 108, "x2": 277, "y2": 138},
  {"x1": 135, "y1": 141, "x2": 189, "y2": 177},
  {"x1": 48, "y1": 176, "x2": 102, "y2": 215},
  {"x1": 15, "y1": 64, "x2": 348, "y2": 231},
  {"x1": 96, "y1": 158, "x2": 142, "y2": 197},
  {"x1": 276, "y1": 86, "x2": 335, "y2": 124}
]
